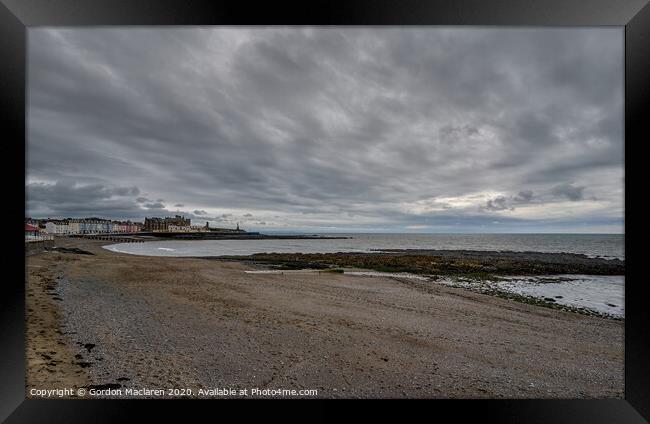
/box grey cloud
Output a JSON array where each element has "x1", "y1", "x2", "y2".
[
  {"x1": 439, "y1": 124, "x2": 481, "y2": 141},
  {"x1": 483, "y1": 196, "x2": 512, "y2": 212},
  {"x1": 481, "y1": 190, "x2": 535, "y2": 212},
  {"x1": 27, "y1": 180, "x2": 147, "y2": 218},
  {"x1": 144, "y1": 202, "x2": 165, "y2": 209},
  {"x1": 552, "y1": 183, "x2": 586, "y2": 201},
  {"x1": 193, "y1": 209, "x2": 207, "y2": 215},
  {"x1": 26, "y1": 28, "x2": 623, "y2": 232},
  {"x1": 28, "y1": 181, "x2": 140, "y2": 203},
  {"x1": 112, "y1": 186, "x2": 140, "y2": 196},
  {"x1": 514, "y1": 190, "x2": 534, "y2": 203}
]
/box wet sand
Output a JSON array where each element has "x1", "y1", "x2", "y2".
[{"x1": 26, "y1": 238, "x2": 624, "y2": 398}]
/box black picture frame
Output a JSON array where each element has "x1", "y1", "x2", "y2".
[{"x1": 2, "y1": 0, "x2": 648, "y2": 422}]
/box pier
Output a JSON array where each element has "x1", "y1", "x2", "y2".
[{"x1": 67, "y1": 234, "x2": 146, "y2": 243}]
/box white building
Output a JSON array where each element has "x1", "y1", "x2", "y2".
[
  {"x1": 68, "y1": 221, "x2": 81, "y2": 234},
  {"x1": 44, "y1": 221, "x2": 69, "y2": 234},
  {"x1": 79, "y1": 220, "x2": 103, "y2": 234},
  {"x1": 168, "y1": 224, "x2": 192, "y2": 232},
  {"x1": 112, "y1": 222, "x2": 128, "y2": 233},
  {"x1": 102, "y1": 221, "x2": 113, "y2": 233}
]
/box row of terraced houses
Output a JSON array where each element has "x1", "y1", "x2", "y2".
[{"x1": 27, "y1": 218, "x2": 143, "y2": 235}]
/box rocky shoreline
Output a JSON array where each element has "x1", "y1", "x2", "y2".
[
  {"x1": 204, "y1": 249, "x2": 625, "y2": 276},
  {"x1": 428, "y1": 274, "x2": 622, "y2": 320}
]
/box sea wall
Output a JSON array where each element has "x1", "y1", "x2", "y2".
[{"x1": 25, "y1": 239, "x2": 54, "y2": 256}]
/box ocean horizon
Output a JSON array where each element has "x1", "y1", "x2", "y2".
[{"x1": 104, "y1": 233, "x2": 625, "y2": 260}]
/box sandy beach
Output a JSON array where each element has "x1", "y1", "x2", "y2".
[{"x1": 26, "y1": 238, "x2": 624, "y2": 399}]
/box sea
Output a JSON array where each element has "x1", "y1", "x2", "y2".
[
  {"x1": 103, "y1": 233, "x2": 624, "y2": 260},
  {"x1": 103, "y1": 233, "x2": 624, "y2": 318}
]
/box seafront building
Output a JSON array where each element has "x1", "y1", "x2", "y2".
[
  {"x1": 25, "y1": 215, "x2": 246, "y2": 235},
  {"x1": 141, "y1": 217, "x2": 245, "y2": 233},
  {"x1": 190, "y1": 224, "x2": 210, "y2": 232},
  {"x1": 44, "y1": 221, "x2": 70, "y2": 234},
  {"x1": 124, "y1": 222, "x2": 141, "y2": 233},
  {"x1": 143, "y1": 215, "x2": 191, "y2": 232},
  {"x1": 165, "y1": 224, "x2": 211, "y2": 233},
  {"x1": 25, "y1": 222, "x2": 53, "y2": 243},
  {"x1": 168, "y1": 224, "x2": 191, "y2": 232},
  {"x1": 37, "y1": 218, "x2": 143, "y2": 235},
  {"x1": 69, "y1": 220, "x2": 81, "y2": 234},
  {"x1": 25, "y1": 223, "x2": 40, "y2": 238}
]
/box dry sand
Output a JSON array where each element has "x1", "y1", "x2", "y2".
[{"x1": 26, "y1": 238, "x2": 624, "y2": 398}]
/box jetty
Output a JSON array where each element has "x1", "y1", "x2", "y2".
[
  {"x1": 62, "y1": 231, "x2": 348, "y2": 242},
  {"x1": 67, "y1": 234, "x2": 146, "y2": 243},
  {"x1": 137, "y1": 231, "x2": 348, "y2": 241}
]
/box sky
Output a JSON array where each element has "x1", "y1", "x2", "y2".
[{"x1": 26, "y1": 27, "x2": 624, "y2": 233}]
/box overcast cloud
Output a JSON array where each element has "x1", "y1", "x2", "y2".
[{"x1": 27, "y1": 27, "x2": 623, "y2": 233}]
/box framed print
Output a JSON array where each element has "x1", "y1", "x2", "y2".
[{"x1": 1, "y1": 0, "x2": 648, "y2": 422}]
